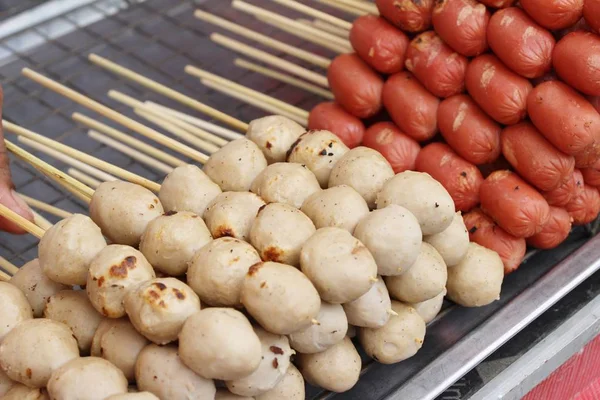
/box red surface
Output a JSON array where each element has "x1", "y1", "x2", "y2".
[{"x1": 524, "y1": 334, "x2": 600, "y2": 399}]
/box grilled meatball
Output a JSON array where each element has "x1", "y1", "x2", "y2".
[
  {"x1": 10, "y1": 258, "x2": 66, "y2": 317},
  {"x1": 204, "y1": 192, "x2": 266, "y2": 241},
  {"x1": 246, "y1": 115, "x2": 306, "y2": 164}
]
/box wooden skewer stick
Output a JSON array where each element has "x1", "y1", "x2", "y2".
[
  {"x1": 88, "y1": 130, "x2": 174, "y2": 175},
  {"x1": 68, "y1": 168, "x2": 103, "y2": 189},
  {"x1": 0, "y1": 269, "x2": 10, "y2": 281},
  {"x1": 5, "y1": 140, "x2": 94, "y2": 202},
  {"x1": 211, "y1": 34, "x2": 329, "y2": 88},
  {"x1": 0, "y1": 202, "x2": 46, "y2": 239},
  {"x1": 334, "y1": 0, "x2": 379, "y2": 14},
  {"x1": 72, "y1": 113, "x2": 185, "y2": 168},
  {"x1": 0, "y1": 256, "x2": 19, "y2": 275},
  {"x1": 232, "y1": 0, "x2": 352, "y2": 51},
  {"x1": 5, "y1": 121, "x2": 161, "y2": 192},
  {"x1": 185, "y1": 65, "x2": 310, "y2": 119},
  {"x1": 144, "y1": 102, "x2": 244, "y2": 141},
  {"x1": 271, "y1": 0, "x2": 353, "y2": 30},
  {"x1": 22, "y1": 67, "x2": 210, "y2": 164},
  {"x1": 17, "y1": 136, "x2": 119, "y2": 184},
  {"x1": 201, "y1": 79, "x2": 308, "y2": 126},
  {"x1": 301, "y1": 19, "x2": 351, "y2": 38},
  {"x1": 234, "y1": 58, "x2": 334, "y2": 100},
  {"x1": 194, "y1": 10, "x2": 330, "y2": 69},
  {"x1": 31, "y1": 210, "x2": 53, "y2": 231},
  {"x1": 314, "y1": 0, "x2": 366, "y2": 16},
  {"x1": 108, "y1": 90, "x2": 227, "y2": 147},
  {"x1": 18, "y1": 194, "x2": 73, "y2": 219}
]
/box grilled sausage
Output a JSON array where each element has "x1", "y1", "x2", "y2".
[
  {"x1": 527, "y1": 206, "x2": 572, "y2": 249},
  {"x1": 308, "y1": 102, "x2": 365, "y2": 148},
  {"x1": 432, "y1": 0, "x2": 490, "y2": 56},
  {"x1": 520, "y1": 0, "x2": 584, "y2": 30},
  {"x1": 362, "y1": 122, "x2": 421, "y2": 173},
  {"x1": 553, "y1": 31, "x2": 600, "y2": 96},
  {"x1": 375, "y1": 0, "x2": 435, "y2": 32}
]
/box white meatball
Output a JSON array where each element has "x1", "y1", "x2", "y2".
[
  {"x1": 106, "y1": 392, "x2": 159, "y2": 400},
  {"x1": 376, "y1": 171, "x2": 455, "y2": 235},
  {"x1": 90, "y1": 181, "x2": 164, "y2": 247},
  {"x1": 425, "y1": 212, "x2": 469, "y2": 267},
  {"x1": 38, "y1": 214, "x2": 106, "y2": 286},
  {"x1": 300, "y1": 227, "x2": 377, "y2": 303},
  {"x1": 354, "y1": 204, "x2": 423, "y2": 276},
  {"x1": 343, "y1": 277, "x2": 393, "y2": 328},
  {"x1": 246, "y1": 115, "x2": 306, "y2": 164},
  {"x1": 250, "y1": 163, "x2": 321, "y2": 208},
  {"x1": 86, "y1": 245, "x2": 156, "y2": 318},
  {"x1": 385, "y1": 242, "x2": 448, "y2": 303},
  {"x1": 255, "y1": 364, "x2": 305, "y2": 400},
  {"x1": 250, "y1": 203, "x2": 316, "y2": 267},
  {"x1": 0, "y1": 319, "x2": 79, "y2": 388},
  {"x1": 358, "y1": 301, "x2": 426, "y2": 364},
  {"x1": 329, "y1": 146, "x2": 394, "y2": 208},
  {"x1": 2, "y1": 384, "x2": 48, "y2": 400},
  {"x1": 204, "y1": 192, "x2": 266, "y2": 241},
  {"x1": 287, "y1": 129, "x2": 349, "y2": 187},
  {"x1": 9, "y1": 258, "x2": 66, "y2": 317},
  {"x1": 204, "y1": 138, "x2": 267, "y2": 192},
  {"x1": 135, "y1": 344, "x2": 216, "y2": 400},
  {"x1": 47, "y1": 357, "x2": 128, "y2": 400},
  {"x1": 159, "y1": 164, "x2": 222, "y2": 217},
  {"x1": 140, "y1": 211, "x2": 212, "y2": 276},
  {"x1": 215, "y1": 389, "x2": 253, "y2": 399},
  {"x1": 446, "y1": 243, "x2": 504, "y2": 307},
  {"x1": 296, "y1": 336, "x2": 361, "y2": 393},
  {"x1": 91, "y1": 318, "x2": 150, "y2": 382},
  {"x1": 124, "y1": 278, "x2": 201, "y2": 344},
  {"x1": 289, "y1": 302, "x2": 348, "y2": 354},
  {"x1": 0, "y1": 367, "x2": 14, "y2": 397},
  {"x1": 179, "y1": 308, "x2": 262, "y2": 380},
  {"x1": 241, "y1": 262, "x2": 321, "y2": 335},
  {"x1": 44, "y1": 290, "x2": 103, "y2": 355},
  {"x1": 301, "y1": 185, "x2": 369, "y2": 233},
  {"x1": 410, "y1": 288, "x2": 446, "y2": 324},
  {"x1": 0, "y1": 281, "x2": 32, "y2": 342},
  {"x1": 187, "y1": 237, "x2": 261, "y2": 307},
  {"x1": 226, "y1": 327, "x2": 293, "y2": 397}
]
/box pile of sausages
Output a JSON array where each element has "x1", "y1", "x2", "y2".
[
  {"x1": 0, "y1": 115, "x2": 506, "y2": 398},
  {"x1": 307, "y1": 0, "x2": 600, "y2": 274}
]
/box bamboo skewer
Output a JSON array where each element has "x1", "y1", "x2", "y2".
[
  {"x1": 18, "y1": 194, "x2": 73, "y2": 219},
  {"x1": 300, "y1": 19, "x2": 351, "y2": 38},
  {"x1": 314, "y1": 0, "x2": 366, "y2": 16},
  {"x1": 108, "y1": 90, "x2": 227, "y2": 147},
  {"x1": 5, "y1": 140, "x2": 94, "y2": 202},
  {"x1": 201, "y1": 79, "x2": 308, "y2": 126},
  {"x1": 144, "y1": 102, "x2": 244, "y2": 141},
  {"x1": 334, "y1": 0, "x2": 379, "y2": 14},
  {"x1": 31, "y1": 210, "x2": 53, "y2": 231},
  {"x1": 5, "y1": 121, "x2": 160, "y2": 192},
  {"x1": 234, "y1": 58, "x2": 334, "y2": 99},
  {"x1": 0, "y1": 202, "x2": 46, "y2": 239},
  {"x1": 0, "y1": 256, "x2": 18, "y2": 275},
  {"x1": 211, "y1": 34, "x2": 329, "y2": 88},
  {"x1": 194, "y1": 10, "x2": 331, "y2": 69},
  {"x1": 21, "y1": 68, "x2": 210, "y2": 164},
  {"x1": 232, "y1": 0, "x2": 352, "y2": 51},
  {"x1": 72, "y1": 113, "x2": 185, "y2": 168},
  {"x1": 88, "y1": 130, "x2": 174, "y2": 175},
  {"x1": 68, "y1": 169, "x2": 102, "y2": 189},
  {"x1": 0, "y1": 270, "x2": 10, "y2": 281},
  {"x1": 185, "y1": 65, "x2": 310, "y2": 119},
  {"x1": 271, "y1": 0, "x2": 353, "y2": 30}
]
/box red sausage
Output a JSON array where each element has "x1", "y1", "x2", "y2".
[
  {"x1": 432, "y1": 0, "x2": 490, "y2": 57},
  {"x1": 531, "y1": 70, "x2": 558, "y2": 87},
  {"x1": 527, "y1": 81, "x2": 600, "y2": 167},
  {"x1": 588, "y1": 96, "x2": 600, "y2": 113},
  {"x1": 477, "y1": 0, "x2": 515, "y2": 8},
  {"x1": 520, "y1": 0, "x2": 584, "y2": 30},
  {"x1": 501, "y1": 122, "x2": 575, "y2": 191},
  {"x1": 308, "y1": 102, "x2": 365, "y2": 149},
  {"x1": 478, "y1": 156, "x2": 513, "y2": 179},
  {"x1": 350, "y1": 15, "x2": 410, "y2": 75},
  {"x1": 375, "y1": 0, "x2": 434, "y2": 32},
  {"x1": 405, "y1": 31, "x2": 468, "y2": 98},
  {"x1": 584, "y1": 0, "x2": 600, "y2": 32},
  {"x1": 415, "y1": 143, "x2": 483, "y2": 211},
  {"x1": 382, "y1": 71, "x2": 440, "y2": 142},
  {"x1": 582, "y1": 159, "x2": 600, "y2": 187},
  {"x1": 465, "y1": 54, "x2": 533, "y2": 125},
  {"x1": 437, "y1": 95, "x2": 501, "y2": 165},
  {"x1": 479, "y1": 170, "x2": 551, "y2": 237},
  {"x1": 527, "y1": 207, "x2": 573, "y2": 249},
  {"x1": 554, "y1": 18, "x2": 592, "y2": 40},
  {"x1": 327, "y1": 53, "x2": 384, "y2": 119},
  {"x1": 363, "y1": 122, "x2": 421, "y2": 173},
  {"x1": 487, "y1": 8, "x2": 555, "y2": 79},
  {"x1": 565, "y1": 174, "x2": 600, "y2": 225},
  {"x1": 541, "y1": 174, "x2": 575, "y2": 207},
  {"x1": 553, "y1": 32, "x2": 600, "y2": 96},
  {"x1": 463, "y1": 208, "x2": 526, "y2": 274}
]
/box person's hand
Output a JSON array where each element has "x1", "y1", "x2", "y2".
[{"x1": 0, "y1": 85, "x2": 34, "y2": 233}]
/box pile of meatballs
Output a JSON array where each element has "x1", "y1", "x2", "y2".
[{"x1": 0, "y1": 115, "x2": 505, "y2": 399}]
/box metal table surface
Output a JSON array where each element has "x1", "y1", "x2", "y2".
[{"x1": 0, "y1": 1, "x2": 598, "y2": 399}]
